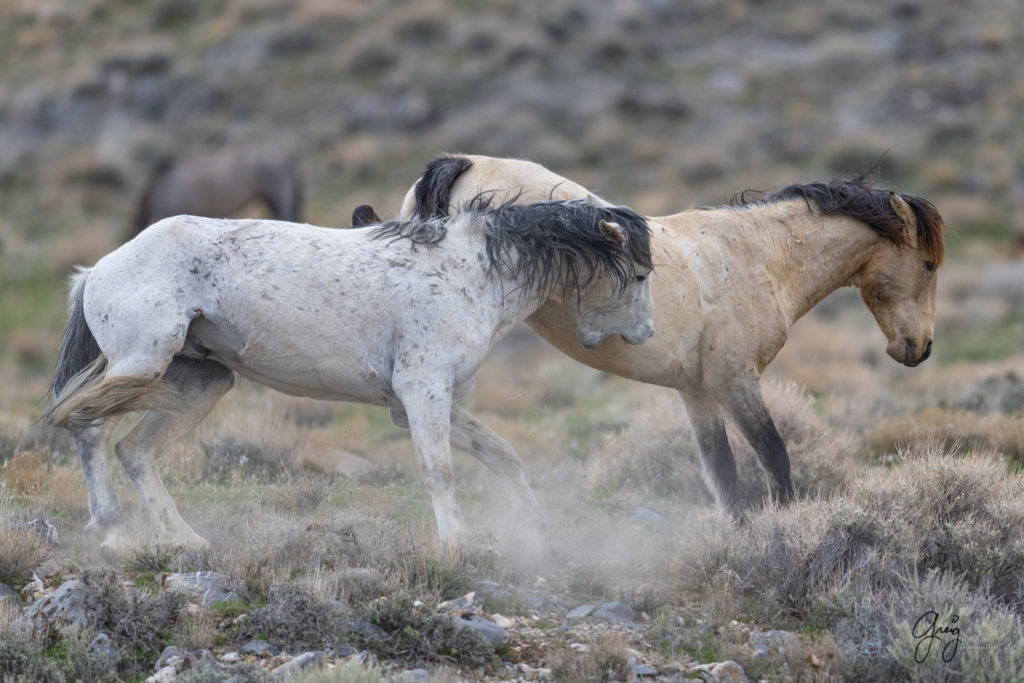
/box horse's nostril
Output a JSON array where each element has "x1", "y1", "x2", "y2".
[{"x1": 922, "y1": 340, "x2": 933, "y2": 360}]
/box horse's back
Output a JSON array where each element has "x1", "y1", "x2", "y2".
[{"x1": 400, "y1": 154, "x2": 608, "y2": 218}]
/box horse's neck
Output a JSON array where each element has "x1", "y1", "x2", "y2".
[
  {"x1": 660, "y1": 201, "x2": 879, "y2": 326},
  {"x1": 742, "y1": 202, "x2": 880, "y2": 323}
]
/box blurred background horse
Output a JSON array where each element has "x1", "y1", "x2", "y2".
[{"x1": 132, "y1": 149, "x2": 303, "y2": 235}]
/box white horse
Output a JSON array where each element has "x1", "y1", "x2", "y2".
[
  {"x1": 46, "y1": 199, "x2": 655, "y2": 550},
  {"x1": 380, "y1": 154, "x2": 946, "y2": 518}
]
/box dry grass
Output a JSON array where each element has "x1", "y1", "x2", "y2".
[
  {"x1": 678, "y1": 446, "x2": 1024, "y2": 679},
  {"x1": 586, "y1": 379, "x2": 863, "y2": 506}
]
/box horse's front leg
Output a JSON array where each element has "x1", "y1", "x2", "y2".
[
  {"x1": 717, "y1": 378, "x2": 794, "y2": 506},
  {"x1": 392, "y1": 375, "x2": 467, "y2": 548},
  {"x1": 677, "y1": 386, "x2": 742, "y2": 518}
]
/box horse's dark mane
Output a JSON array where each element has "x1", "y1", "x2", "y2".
[
  {"x1": 414, "y1": 153, "x2": 474, "y2": 219},
  {"x1": 473, "y1": 197, "x2": 652, "y2": 296},
  {"x1": 371, "y1": 215, "x2": 451, "y2": 246},
  {"x1": 372, "y1": 198, "x2": 653, "y2": 295},
  {"x1": 734, "y1": 176, "x2": 945, "y2": 265}
]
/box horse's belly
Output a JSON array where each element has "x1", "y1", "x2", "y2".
[{"x1": 186, "y1": 317, "x2": 396, "y2": 405}]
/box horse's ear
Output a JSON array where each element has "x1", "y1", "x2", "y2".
[
  {"x1": 352, "y1": 204, "x2": 382, "y2": 228},
  {"x1": 889, "y1": 192, "x2": 918, "y2": 247},
  {"x1": 599, "y1": 220, "x2": 627, "y2": 246}
]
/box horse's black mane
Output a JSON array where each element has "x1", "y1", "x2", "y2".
[
  {"x1": 372, "y1": 198, "x2": 652, "y2": 295},
  {"x1": 733, "y1": 175, "x2": 945, "y2": 265}
]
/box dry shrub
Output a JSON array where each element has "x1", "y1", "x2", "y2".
[
  {"x1": 865, "y1": 407, "x2": 1024, "y2": 464},
  {"x1": 0, "y1": 527, "x2": 45, "y2": 585},
  {"x1": 587, "y1": 379, "x2": 862, "y2": 505},
  {"x1": 680, "y1": 446, "x2": 1024, "y2": 678},
  {"x1": 2, "y1": 450, "x2": 48, "y2": 494},
  {"x1": 549, "y1": 634, "x2": 632, "y2": 683}
]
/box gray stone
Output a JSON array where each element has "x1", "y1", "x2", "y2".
[
  {"x1": 156, "y1": 645, "x2": 186, "y2": 669},
  {"x1": 395, "y1": 668, "x2": 432, "y2": 682},
  {"x1": 89, "y1": 632, "x2": 117, "y2": 660},
  {"x1": 345, "y1": 618, "x2": 387, "y2": 642},
  {"x1": 634, "y1": 664, "x2": 658, "y2": 677},
  {"x1": 0, "y1": 583, "x2": 16, "y2": 601},
  {"x1": 566, "y1": 604, "x2": 596, "y2": 620},
  {"x1": 161, "y1": 571, "x2": 238, "y2": 606},
  {"x1": 271, "y1": 650, "x2": 324, "y2": 676},
  {"x1": 331, "y1": 643, "x2": 359, "y2": 658},
  {"x1": 239, "y1": 639, "x2": 280, "y2": 657},
  {"x1": 22, "y1": 579, "x2": 89, "y2": 639},
  {"x1": 691, "y1": 660, "x2": 750, "y2": 683},
  {"x1": 451, "y1": 613, "x2": 509, "y2": 649},
  {"x1": 592, "y1": 601, "x2": 634, "y2": 622}
]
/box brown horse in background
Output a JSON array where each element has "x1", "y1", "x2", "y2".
[
  {"x1": 133, "y1": 149, "x2": 302, "y2": 234},
  {"x1": 371, "y1": 154, "x2": 945, "y2": 520}
]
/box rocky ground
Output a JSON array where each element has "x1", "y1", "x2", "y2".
[{"x1": 7, "y1": 562, "x2": 819, "y2": 682}]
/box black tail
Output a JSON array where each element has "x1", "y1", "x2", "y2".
[
  {"x1": 50, "y1": 269, "x2": 102, "y2": 401},
  {"x1": 413, "y1": 154, "x2": 473, "y2": 219}
]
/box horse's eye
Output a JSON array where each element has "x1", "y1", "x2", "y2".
[
  {"x1": 924, "y1": 261, "x2": 935, "y2": 272},
  {"x1": 635, "y1": 273, "x2": 648, "y2": 283}
]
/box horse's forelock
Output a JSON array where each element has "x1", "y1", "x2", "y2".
[{"x1": 905, "y1": 194, "x2": 946, "y2": 266}]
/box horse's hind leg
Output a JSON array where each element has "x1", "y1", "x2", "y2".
[
  {"x1": 70, "y1": 416, "x2": 127, "y2": 550},
  {"x1": 113, "y1": 357, "x2": 234, "y2": 549},
  {"x1": 448, "y1": 404, "x2": 546, "y2": 531}
]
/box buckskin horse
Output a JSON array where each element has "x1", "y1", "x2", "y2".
[{"x1": 379, "y1": 154, "x2": 945, "y2": 518}]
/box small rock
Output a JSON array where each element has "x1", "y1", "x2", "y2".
[
  {"x1": 345, "y1": 618, "x2": 387, "y2": 642},
  {"x1": 570, "y1": 642, "x2": 589, "y2": 652},
  {"x1": 160, "y1": 571, "x2": 238, "y2": 607},
  {"x1": 331, "y1": 643, "x2": 359, "y2": 658},
  {"x1": 451, "y1": 613, "x2": 509, "y2": 649},
  {"x1": 566, "y1": 604, "x2": 596, "y2": 620},
  {"x1": 691, "y1": 660, "x2": 751, "y2": 683},
  {"x1": 219, "y1": 651, "x2": 240, "y2": 664},
  {"x1": 22, "y1": 579, "x2": 89, "y2": 639},
  {"x1": 146, "y1": 666, "x2": 178, "y2": 683},
  {"x1": 492, "y1": 613, "x2": 515, "y2": 629},
  {"x1": 633, "y1": 664, "x2": 658, "y2": 677},
  {"x1": 0, "y1": 584, "x2": 17, "y2": 601},
  {"x1": 156, "y1": 645, "x2": 186, "y2": 670},
  {"x1": 438, "y1": 592, "x2": 476, "y2": 612},
  {"x1": 271, "y1": 650, "x2": 324, "y2": 676},
  {"x1": 180, "y1": 649, "x2": 219, "y2": 673},
  {"x1": 239, "y1": 640, "x2": 280, "y2": 657},
  {"x1": 89, "y1": 632, "x2": 117, "y2": 660},
  {"x1": 395, "y1": 668, "x2": 432, "y2": 682},
  {"x1": 592, "y1": 601, "x2": 634, "y2": 622}
]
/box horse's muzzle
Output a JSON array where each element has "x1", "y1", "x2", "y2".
[
  {"x1": 899, "y1": 338, "x2": 932, "y2": 367},
  {"x1": 622, "y1": 322, "x2": 656, "y2": 346}
]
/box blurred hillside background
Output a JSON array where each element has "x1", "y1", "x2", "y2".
[
  {"x1": 1, "y1": 0, "x2": 1022, "y2": 433},
  {"x1": 3, "y1": 3, "x2": 1024, "y2": 678}
]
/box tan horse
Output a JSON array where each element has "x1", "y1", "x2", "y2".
[
  {"x1": 379, "y1": 154, "x2": 945, "y2": 517},
  {"x1": 133, "y1": 149, "x2": 303, "y2": 234}
]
